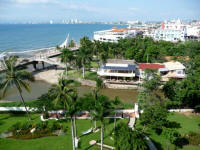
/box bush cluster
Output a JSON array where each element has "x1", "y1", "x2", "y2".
[
  {"x1": 8, "y1": 120, "x2": 66, "y2": 139},
  {"x1": 187, "y1": 132, "x2": 200, "y2": 145}
]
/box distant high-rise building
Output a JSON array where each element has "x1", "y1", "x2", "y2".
[{"x1": 50, "y1": 20, "x2": 53, "y2": 24}]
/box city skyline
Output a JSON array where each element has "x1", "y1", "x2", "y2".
[{"x1": 0, "y1": 0, "x2": 200, "y2": 23}]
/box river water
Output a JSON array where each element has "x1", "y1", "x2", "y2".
[{"x1": 3, "y1": 80, "x2": 138, "y2": 105}]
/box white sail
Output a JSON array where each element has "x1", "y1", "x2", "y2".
[{"x1": 60, "y1": 34, "x2": 69, "y2": 48}]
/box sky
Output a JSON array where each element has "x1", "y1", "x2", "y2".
[{"x1": 0, "y1": 0, "x2": 200, "y2": 23}]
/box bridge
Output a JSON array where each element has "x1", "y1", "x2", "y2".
[{"x1": 0, "y1": 44, "x2": 80, "y2": 71}]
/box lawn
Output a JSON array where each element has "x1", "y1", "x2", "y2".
[
  {"x1": 67, "y1": 69, "x2": 98, "y2": 81},
  {"x1": 0, "y1": 113, "x2": 128, "y2": 150},
  {"x1": 137, "y1": 112, "x2": 200, "y2": 150}
]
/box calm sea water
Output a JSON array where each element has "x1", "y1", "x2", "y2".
[{"x1": 0, "y1": 24, "x2": 126, "y2": 52}]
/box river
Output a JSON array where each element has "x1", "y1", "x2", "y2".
[{"x1": 2, "y1": 80, "x2": 138, "y2": 105}]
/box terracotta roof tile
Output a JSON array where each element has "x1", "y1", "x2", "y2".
[
  {"x1": 110, "y1": 28, "x2": 128, "y2": 32},
  {"x1": 139, "y1": 63, "x2": 165, "y2": 70}
]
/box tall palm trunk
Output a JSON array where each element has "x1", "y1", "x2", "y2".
[
  {"x1": 94, "y1": 120, "x2": 97, "y2": 129},
  {"x1": 100, "y1": 122, "x2": 104, "y2": 150},
  {"x1": 82, "y1": 64, "x2": 85, "y2": 78},
  {"x1": 73, "y1": 116, "x2": 77, "y2": 138},
  {"x1": 70, "y1": 117, "x2": 75, "y2": 150},
  {"x1": 17, "y1": 87, "x2": 31, "y2": 121},
  {"x1": 114, "y1": 112, "x2": 117, "y2": 129},
  {"x1": 65, "y1": 63, "x2": 68, "y2": 75}
]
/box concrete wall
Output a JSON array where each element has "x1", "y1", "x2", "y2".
[{"x1": 105, "y1": 83, "x2": 138, "y2": 89}]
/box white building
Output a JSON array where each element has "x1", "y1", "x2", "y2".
[
  {"x1": 97, "y1": 59, "x2": 138, "y2": 82},
  {"x1": 146, "y1": 19, "x2": 188, "y2": 42},
  {"x1": 138, "y1": 63, "x2": 165, "y2": 79},
  {"x1": 161, "y1": 61, "x2": 186, "y2": 81},
  {"x1": 138, "y1": 62, "x2": 186, "y2": 82},
  {"x1": 94, "y1": 27, "x2": 140, "y2": 43},
  {"x1": 162, "y1": 19, "x2": 186, "y2": 30},
  {"x1": 153, "y1": 29, "x2": 186, "y2": 42},
  {"x1": 186, "y1": 26, "x2": 200, "y2": 37}
]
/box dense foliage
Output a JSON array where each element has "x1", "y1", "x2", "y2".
[
  {"x1": 90, "y1": 36, "x2": 200, "y2": 63},
  {"x1": 114, "y1": 122, "x2": 148, "y2": 150},
  {"x1": 9, "y1": 120, "x2": 65, "y2": 139},
  {"x1": 140, "y1": 102, "x2": 169, "y2": 134},
  {"x1": 163, "y1": 55, "x2": 200, "y2": 108}
]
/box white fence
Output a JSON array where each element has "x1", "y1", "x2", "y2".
[{"x1": 0, "y1": 107, "x2": 37, "y2": 112}]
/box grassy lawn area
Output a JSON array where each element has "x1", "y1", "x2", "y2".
[
  {"x1": 67, "y1": 69, "x2": 98, "y2": 81},
  {"x1": 0, "y1": 113, "x2": 128, "y2": 150},
  {"x1": 137, "y1": 112, "x2": 200, "y2": 150},
  {"x1": 89, "y1": 61, "x2": 99, "y2": 69}
]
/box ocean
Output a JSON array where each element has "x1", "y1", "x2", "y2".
[{"x1": 0, "y1": 24, "x2": 126, "y2": 53}]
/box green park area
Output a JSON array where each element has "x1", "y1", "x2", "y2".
[
  {"x1": 0, "y1": 112, "x2": 199, "y2": 150},
  {"x1": 0, "y1": 113, "x2": 127, "y2": 150}
]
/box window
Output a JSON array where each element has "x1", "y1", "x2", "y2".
[{"x1": 177, "y1": 70, "x2": 182, "y2": 74}]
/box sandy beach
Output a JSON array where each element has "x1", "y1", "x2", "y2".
[{"x1": 34, "y1": 69, "x2": 65, "y2": 84}]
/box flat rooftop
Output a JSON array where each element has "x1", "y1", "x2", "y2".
[{"x1": 107, "y1": 59, "x2": 136, "y2": 65}]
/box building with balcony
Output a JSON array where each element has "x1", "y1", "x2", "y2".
[
  {"x1": 153, "y1": 29, "x2": 186, "y2": 42},
  {"x1": 138, "y1": 62, "x2": 186, "y2": 82},
  {"x1": 94, "y1": 27, "x2": 141, "y2": 43},
  {"x1": 138, "y1": 63, "x2": 165, "y2": 80},
  {"x1": 161, "y1": 61, "x2": 186, "y2": 81},
  {"x1": 97, "y1": 59, "x2": 138, "y2": 84}
]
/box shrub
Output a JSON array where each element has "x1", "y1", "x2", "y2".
[
  {"x1": 187, "y1": 132, "x2": 200, "y2": 145},
  {"x1": 21, "y1": 121, "x2": 32, "y2": 130},
  {"x1": 43, "y1": 112, "x2": 49, "y2": 119},
  {"x1": 47, "y1": 121, "x2": 61, "y2": 132},
  {"x1": 162, "y1": 128, "x2": 180, "y2": 144},
  {"x1": 62, "y1": 124, "x2": 68, "y2": 133},
  {"x1": 35, "y1": 121, "x2": 48, "y2": 131},
  {"x1": 9, "y1": 122, "x2": 22, "y2": 131},
  {"x1": 165, "y1": 101, "x2": 181, "y2": 109},
  {"x1": 194, "y1": 105, "x2": 200, "y2": 113}
]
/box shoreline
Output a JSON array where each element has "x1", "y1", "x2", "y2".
[{"x1": 33, "y1": 68, "x2": 141, "y2": 89}]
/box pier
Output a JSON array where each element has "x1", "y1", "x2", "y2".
[{"x1": 0, "y1": 44, "x2": 80, "y2": 71}]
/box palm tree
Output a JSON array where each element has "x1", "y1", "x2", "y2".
[
  {"x1": 77, "y1": 37, "x2": 93, "y2": 78},
  {"x1": 68, "y1": 40, "x2": 76, "y2": 48},
  {"x1": 51, "y1": 77, "x2": 78, "y2": 150},
  {"x1": 91, "y1": 95, "x2": 113, "y2": 150},
  {"x1": 92, "y1": 40, "x2": 101, "y2": 60},
  {"x1": 77, "y1": 48, "x2": 92, "y2": 78},
  {"x1": 60, "y1": 48, "x2": 74, "y2": 75},
  {"x1": 100, "y1": 52, "x2": 108, "y2": 65},
  {"x1": 0, "y1": 56, "x2": 34, "y2": 120},
  {"x1": 112, "y1": 96, "x2": 122, "y2": 129}
]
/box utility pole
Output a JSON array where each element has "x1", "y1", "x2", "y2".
[{"x1": 147, "y1": 54, "x2": 149, "y2": 63}]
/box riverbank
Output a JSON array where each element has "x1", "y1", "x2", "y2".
[
  {"x1": 34, "y1": 67, "x2": 142, "y2": 90},
  {"x1": 34, "y1": 68, "x2": 97, "y2": 87}
]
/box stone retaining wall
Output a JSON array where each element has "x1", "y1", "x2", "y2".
[
  {"x1": 105, "y1": 83, "x2": 138, "y2": 89},
  {"x1": 169, "y1": 109, "x2": 194, "y2": 112}
]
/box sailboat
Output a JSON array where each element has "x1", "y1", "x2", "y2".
[{"x1": 60, "y1": 34, "x2": 69, "y2": 48}]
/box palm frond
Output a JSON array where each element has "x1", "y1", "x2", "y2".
[
  {"x1": 1, "y1": 79, "x2": 11, "y2": 97},
  {"x1": 16, "y1": 70, "x2": 34, "y2": 81},
  {"x1": 18, "y1": 79, "x2": 30, "y2": 93}
]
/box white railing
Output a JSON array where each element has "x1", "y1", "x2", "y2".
[{"x1": 97, "y1": 71, "x2": 135, "y2": 77}]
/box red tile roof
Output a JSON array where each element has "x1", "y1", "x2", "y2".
[
  {"x1": 110, "y1": 28, "x2": 128, "y2": 32},
  {"x1": 139, "y1": 63, "x2": 165, "y2": 70}
]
